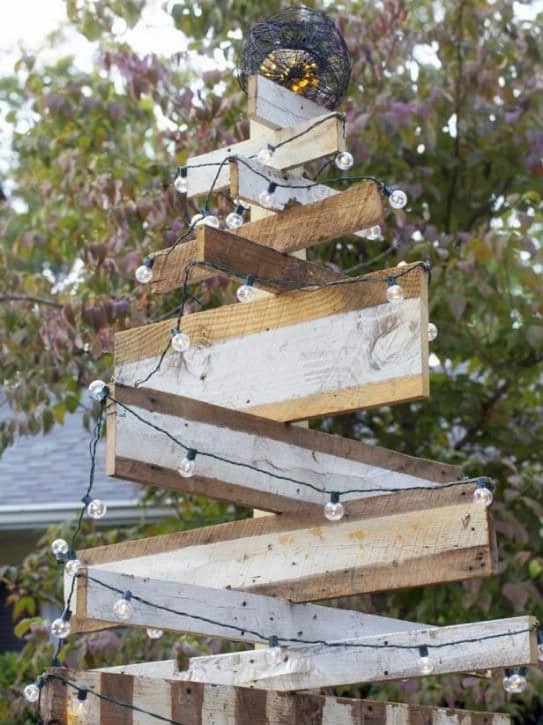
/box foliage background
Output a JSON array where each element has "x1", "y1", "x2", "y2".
[{"x1": 1, "y1": 0, "x2": 543, "y2": 722}]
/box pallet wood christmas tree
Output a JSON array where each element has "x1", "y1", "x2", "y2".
[{"x1": 39, "y1": 13, "x2": 538, "y2": 723}]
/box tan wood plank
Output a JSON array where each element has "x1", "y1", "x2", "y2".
[
  {"x1": 149, "y1": 225, "x2": 341, "y2": 296},
  {"x1": 248, "y1": 74, "x2": 326, "y2": 130}
]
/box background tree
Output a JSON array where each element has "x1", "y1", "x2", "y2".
[{"x1": 1, "y1": 0, "x2": 543, "y2": 722}]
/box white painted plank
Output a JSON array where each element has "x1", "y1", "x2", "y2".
[
  {"x1": 384, "y1": 703, "x2": 410, "y2": 725},
  {"x1": 96, "y1": 661, "x2": 178, "y2": 678},
  {"x1": 183, "y1": 616, "x2": 537, "y2": 690},
  {"x1": 186, "y1": 113, "x2": 344, "y2": 198},
  {"x1": 132, "y1": 676, "x2": 172, "y2": 725},
  {"x1": 248, "y1": 75, "x2": 326, "y2": 130},
  {"x1": 114, "y1": 403, "x2": 453, "y2": 506},
  {"x1": 116, "y1": 299, "x2": 424, "y2": 416},
  {"x1": 80, "y1": 568, "x2": 429, "y2": 642}
]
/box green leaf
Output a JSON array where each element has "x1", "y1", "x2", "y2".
[{"x1": 528, "y1": 559, "x2": 543, "y2": 579}]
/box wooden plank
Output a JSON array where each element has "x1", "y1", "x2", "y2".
[
  {"x1": 248, "y1": 74, "x2": 326, "y2": 130},
  {"x1": 184, "y1": 616, "x2": 538, "y2": 691},
  {"x1": 107, "y1": 383, "x2": 461, "y2": 514},
  {"x1": 114, "y1": 263, "x2": 429, "y2": 422},
  {"x1": 186, "y1": 113, "x2": 345, "y2": 198},
  {"x1": 231, "y1": 178, "x2": 384, "y2": 254},
  {"x1": 75, "y1": 485, "x2": 497, "y2": 612},
  {"x1": 149, "y1": 224, "x2": 341, "y2": 296},
  {"x1": 41, "y1": 669, "x2": 513, "y2": 724},
  {"x1": 75, "y1": 567, "x2": 429, "y2": 639}
]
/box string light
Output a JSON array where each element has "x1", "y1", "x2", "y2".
[
  {"x1": 427, "y1": 322, "x2": 438, "y2": 341},
  {"x1": 473, "y1": 478, "x2": 493, "y2": 507},
  {"x1": 177, "y1": 449, "x2": 197, "y2": 478},
  {"x1": 135, "y1": 257, "x2": 154, "y2": 284},
  {"x1": 258, "y1": 181, "x2": 277, "y2": 208},
  {"x1": 236, "y1": 276, "x2": 257, "y2": 303},
  {"x1": 324, "y1": 492, "x2": 345, "y2": 521},
  {"x1": 51, "y1": 538, "x2": 69, "y2": 557},
  {"x1": 65, "y1": 557, "x2": 82, "y2": 577},
  {"x1": 335, "y1": 150, "x2": 354, "y2": 171},
  {"x1": 191, "y1": 212, "x2": 204, "y2": 226},
  {"x1": 88, "y1": 379, "x2": 109, "y2": 402},
  {"x1": 418, "y1": 645, "x2": 434, "y2": 675},
  {"x1": 146, "y1": 627, "x2": 164, "y2": 639},
  {"x1": 267, "y1": 635, "x2": 283, "y2": 664},
  {"x1": 226, "y1": 206, "x2": 245, "y2": 230},
  {"x1": 113, "y1": 591, "x2": 133, "y2": 620},
  {"x1": 384, "y1": 186, "x2": 408, "y2": 209},
  {"x1": 170, "y1": 328, "x2": 191, "y2": 353},
  {"x1": 503, "y1": 667, "x2": 528, "y2": 694},
  {"x1": 173, "y1": 166, "x2": 188, "y2": 195},
  {"x1": 51, "y1": 610, "x2": 72, "y2": 639},
  {"x1": 69, "y1": 687, "x2": 89, "y2": 717},
  {"x1": 363, "y1": 225, "x2": 383, "y2": 241},
  {"x1": 83, "y1": 494, "x2": 107, "y2": 520},
  {"x1": 200, "y1": 213, "x2": 221, "y2": 228},
  {"x1": 23, "y1": 681, "x2": 41, "y2": 703},
  {"x1": 257, "y1": 144, "x2": 275, "y2": 164},
  {"x1": 386, "y1": 277, "x2": 404, "y2": 303}
]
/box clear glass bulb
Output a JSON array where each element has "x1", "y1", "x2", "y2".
[
  {"x1": 427, "y1": 322, "x2": 438, "y2": 341},
  {"x1": 335, "y1": 151, "x2": 354, "y2": 171},
  {"x1": 177, "y1": 455, "x2": 195, "y2": 478},
  {"x1": 258, "y1": 190, "x2": 274, "y2": 208},
  {"x1": 65, "y1": 558, "x2": 82, "y2": 577},
  {"x1": 257, "y1": 146, "x2": 274, "y2": 164},
  {"x1": 236, "y1": 284, "x2": 257, "y2": 303},
  {"x1": 51, "y1": 617, "x2": 71, "y2": 639},
  {"x1": 226, "y1": 211, "x2": 244, "y2": 230},
  {"x1": 202, "y1": 214, "x2": 220, "y2": 228},
  {"x1": 88, "y1": 379, "x2": 108, "y2": 402},
  {"x1": 419, "y1": 656, "x2": 434, "y2": 675},
  {"x1": 135, "y1": 264, "x2": 153, "y2": 284},
  {"x1": 69, "y1": 695, "x2": 89, "y2": 716},
  {"x1": 324, "y1": 500, "x2": 345, "y2": 522},
  {"x1": 396, "y1": 260, "x2": 408, "y2": 267},
  {"x1": 386, "y1": 283, "x2": 404, "y2": 303},
  {"x1": 171, "y1": 331, "x2": 190, "y2": 353},
  {"x1": 473, "y1": 485, "x2": 493, "y2": 507},
  {"x1": 51, "y1": 538, "x2": 69, "y2": 556},
  {"x1": 113, "y1": 596, "x2": 132, "y2": 621},
  {"x1": 503, "y1": 672, "x2": 527, "y2": 694},
  {"x1": 191, "y1": 213, "x2": 204, "y2": 226},
  {"x1": 174, "y1": 176, "x2": 187, "y2": 194},
  {"x1": 268, "y1": 646, "x2": 283, "y2": 665},
  {"x1": 146, "y1": 627, "x2": 164, "y2": 640},
  {"x1": 87, "y1": 498, "x2": 107, "y2": 519},
  {"x1": 364, "y1": 225, "x2": 382, "y2": 241},
  {"x1": 23, "y1": 683, "x2": 40, "y2": 703},
  {"x1": 389, "y1": 189, "x2": 408, "y2": 209}
]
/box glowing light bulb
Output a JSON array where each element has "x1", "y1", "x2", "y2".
[
  {"x1": 171, "y1": 330, "x2": 191, "y2": 353},
  {"x1": 174, "y1": 175, "x2": 187, "y2": 194},
  {"x1": 418, "y1": 645, "x2": 434, "y2": 675},
  {"x1": 386, "y1": 280, "x2": 404, "y2": 303},
  {"x1": 473, "y1": 479, "x2": 493, "y2": 507},
  {"x1": 135, "y1": 263, "x2": 153, "y2": 284},
  {"x1": 397, "y1": 260, "x2": 408, "y2": 267},
  {"x1": 113, "y1": 592, "x2": 133, "y2": 621},
  {"x1": 257, "y1": 146, "x2": 274, "y2": 164},
  {"x1": 23, "y1": 683, "x2": 40, "y2": 703},
  {"x1": 65, "y1": 558, "x2": 82, "y2": 577},
  {"x1": 69, "y1": 689, "x2": 89, "y2": 717},
  {"x1": 226, "y1": 211, "x2": 244, "y2": 230},
  {"x1": 146, "y1": 627, "x2": 164, "y2": 640},
  {"x1": 51, "y1": 538, "x2": 69, "y2": 556},
  {"x1": 267, "y1": 636, "x2": 283, "y2": 664},
  {"x1": 335, "y1": 151, "x2": 354, "y2": 171},
  {"x1": 324, "y1": 492, "x2": 345, "y2": 522},
  {"x1": 87, "y1": 498, "x2": 107, "y2": 519},
  {"x1": 427, "y1": 322, "x2": 438, "y2": 341},
  {"x1": 51, "y1": 616, "x2": 71, "y2": 639},
  {"x1": 88, "y1": 379, "x2": 108, "y2": 402},
  {"x1": 236, "y1": 281, "x2": 257, "y2": 303},
  {"x1": 202, "y1": 214, "x2": 220, "y2": 228},
  {"x1": 177, "y1": 450, "x2": 196, "y2": 478},
  {"x1": 503, "y1": 669, "x2": 527, "y2": 694},
  {"x1": 389, "y1": 189, "x2": 408, "y2": 209},
  {"x1": 258, "y1": 183, "x2": 277, "y2": 209},
  {"x1": 364, "y1": 225, "x2": 382, "y2": 241}
]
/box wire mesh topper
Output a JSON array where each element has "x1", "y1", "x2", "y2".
[{"x1": 237, "y1": 5, "x2": 351, "y2": 111}]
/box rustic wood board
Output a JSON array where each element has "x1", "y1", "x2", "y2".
[
  {"x1": 75, "y1": 567, "x2": 429, "y2": 639},
  {"x1": 41, "y1": 667, "x2": 513, "y2": 724},
  {"x1": 231, "y1": 163, "x2": 384, "y2": 249},
  {"x1": 186, "y1": 113, "x2": 345, "y2": 198},
  {"x1": 185, "y1": 616, "x2": 538, "y2": 691},
  {"x1": 114, "y1": 263, "x2": 429, "y2": 422},
  {"x1": 107, "y1": 384, "x2": 461, "y2": 514},
  {"x1": 248, "y1": 74, "x2": 326, "y2": 130},
  {"x1": 75, "y1": 484, "x2": 497, "y2": 612},
  {"x1": 149, "y1": 225, "x2": 341, "y2": 296}
]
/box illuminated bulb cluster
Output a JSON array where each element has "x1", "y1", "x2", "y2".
[
  {"x1": 88, "y1": 379, "x2": 109, "y2": 402},
  {"x1": 113, "y1": 591, "x2": 133, "y2": 621},
  {"x1": 335, "y1": 151, "x2": 353, "y2": 171},
  {"x1": 236, "y1": 277, "x2": 257, "y2": 303},
  {"x1": 503, "y1": 667, "x2": 527, "y2": 694},
  {"x1": 135, "y1": 257, "x2": 154, "y2": 284},
  {"x1": 386, "y1": 278, "x2": 404, "y2": 303},
  {"x1": 267, "y1": 635, "x2": 283, "y2": 665},
  {"x1": 473, "y1": 479, "x2": 493, "y2": 507},
  {"x1": 173, "y1": 167, "x2": 188, "y2": 195},
  {"x1": 171, "y1": 328, "x2": 191, "y2": 353},
  {"x1": 258, "y1": 182, "x2": 277, "y2": 209},
  {"x1": 324, "y1": 492, "x2": 344, "y2": 521},
  {"x1": 178, "y1": 449, "x2": 197, "y2": 478},
  {"x1": 51, "y1": 611, "x2": 71, "y2": 639},
  {"x1": 418, "y1": 645, "x2": 434, "y2": 675}
]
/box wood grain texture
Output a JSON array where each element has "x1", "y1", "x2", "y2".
[
  {"x1": 114, "y1": 264, "x2": 429, "y2": 422},
  {"x1": 231, "y1": 175, "x2": 384, "y2": 253},
  {"x1": 248, "y1": 74, "x2": 326, "y2": 130},
  {"x1": 149, "y1": 224, "x2": 341, "y2": 296},
  {"x1": 185, "y1": 113, "x2": 345, "y2": 198},
  {"x1": 41, "y1": 668, "x2": 513, "y2": 724},
  {"x1": 185, "y1": 616, "x2": 538, "y2": 691},
  {"x1": 107, "y1": 383, "x2": 461, "y2": 513}
]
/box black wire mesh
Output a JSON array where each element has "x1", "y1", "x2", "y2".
[{"x1": 237, "y1": 5, "x2": 351, "y2": 110}]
